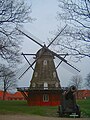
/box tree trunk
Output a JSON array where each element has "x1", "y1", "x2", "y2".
[{"x1": 3, "y1": 90, "x2": 6, "y2": 100}]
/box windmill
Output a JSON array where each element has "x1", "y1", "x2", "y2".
[{"x1": 17, "y1": 26, "x2": 80, "y2": 106}]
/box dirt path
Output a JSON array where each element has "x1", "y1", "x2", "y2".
[{"x1": 0, "y1": 115, "x2": 89, "y2": 120}]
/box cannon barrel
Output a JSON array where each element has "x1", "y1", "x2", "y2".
[
  {"x1": 69, "y1": 85, "x2": 76, "y2": 93},
  {"x1": 64, "y1": 85, "x2": 77, "y2": 100}
]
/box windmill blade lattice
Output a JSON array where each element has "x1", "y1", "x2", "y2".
[
  {"x1": 56, "y1": 54, "x2": 67, "y2": 69},
  {"x1": 21, "y1": 52, "x2": 34, "y2": 70},
  {"x1": 47, "y1": 25, "x2": 67, "y2": 48},
  {"x1": 17, "y1": 26, "x2": 80, "y2": 79},
  {"x1": 17, "y1": 27, "x2": 43, "y2": 47},
  {"x1": 45, "y1": 48, "x2": 80, "y2": 72}
]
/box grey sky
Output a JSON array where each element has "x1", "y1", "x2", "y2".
[{"x1": 17, "y1": 0, "x2": 90, "y2": 88}]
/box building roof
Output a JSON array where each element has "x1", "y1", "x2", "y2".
[{"x1": 0, "y1": 91, "x2": 24, "y2": 100}]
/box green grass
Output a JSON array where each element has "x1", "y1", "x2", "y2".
[
  {"x1": 0, "y1": 100, "x2": 57, "y2": 117},
  {"x1": 77, "y1": 99, "x2": 90, "y2": 118},
  {"x1": 0, "y1": 99, "x2": 90, "y2": 117}
]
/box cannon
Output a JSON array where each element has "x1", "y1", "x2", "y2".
[{"x1": 58, "y1": 85, "x2": 81, "y2": 118}]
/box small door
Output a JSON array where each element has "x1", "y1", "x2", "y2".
[{"x1": 43, "y1": 94, "x2": 49, "y2": 102}]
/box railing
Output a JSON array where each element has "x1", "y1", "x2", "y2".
[
  {"x1": 17, "y1": 87, "x2": 29, "y2": 91},
  {"x1": 17, "y1": 87, "x2": 69, "y2": 91}
]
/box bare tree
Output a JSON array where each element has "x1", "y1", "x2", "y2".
[
  {"x1": 0, "y1": 64, "x2": 17, "y2": 100},
  {"x1": 69, "y1": 75, "x2": 83, "y2": 98},
  {"x1": 69, "y1": 75, "x2": 82, "y2": 90},
  {"x1": 85, "y1": 72, "x2": 90, "y2": 89},
  {"x1": 51, "y1": 0, "x2": 90, "y2": 61},
  {"x1": 0, "y1": 0, "x2": 32, "y2": 65}
]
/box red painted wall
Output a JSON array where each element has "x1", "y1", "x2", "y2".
[{"x1": 27, "y1": 90, "x2": 61, "y2": 106}]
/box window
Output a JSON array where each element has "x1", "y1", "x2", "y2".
[
  {"x1": 43, "y1": 60, "x2": 47, "y2": 65},
  {"x1": 34, "y1": 72, "x2": 38, "y2": 77},
  {"x1": 53, "y1": 72, "x2": 56, "y2": 78},
  {"x1": 43, "y1": 94, "x2": 49, "y2": 102},
  {"x1": 32, "y1": 83, "x2": 36, "y2": 87},
  {"x1": 44, "y1": 82, "x2": 48, "y2": 90},
  {"x1": 55, "y1": 82, "x2": 59, "y2": 87}
]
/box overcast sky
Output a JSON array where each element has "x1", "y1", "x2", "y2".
[{"x1": 17, "y1": 0, "x2": 90, "y2": 88}]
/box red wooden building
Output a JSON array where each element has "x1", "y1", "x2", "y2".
[
  {"x1": 0, "y1": 91, "x2": 25, "y2": 100},
  {"x1": 77, "y1": 90, "x2": 90, "y2": 99}
]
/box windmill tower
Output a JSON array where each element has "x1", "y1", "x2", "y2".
[
  {"x1": 17, "y1": 26, "x2": 80, "y2": 106},
  {"x1": 30, "y1": 45, "x2": 61, "y2": 90}
]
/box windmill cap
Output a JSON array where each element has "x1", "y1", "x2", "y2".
[{"x1": 36, "y1": 47, "x2": 54, "y2": 58}]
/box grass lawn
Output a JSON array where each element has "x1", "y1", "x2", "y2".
[
  {"x1": 0, "y1": 99, "x2": 90, "y2": 117},
  {"x1": 0, "y1": 100, "x2": 57, "y2": 117},
  {"x1": 77, "y1": 99, "x2": 90, "y2": 118}
]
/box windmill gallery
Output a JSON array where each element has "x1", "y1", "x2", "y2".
[{"x1": 17, "y1": 27, "x2": 80, "y2": 106}]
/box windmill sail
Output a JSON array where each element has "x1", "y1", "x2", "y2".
[{"x1": 17, "y1": 26, "x2": 80, "y2": 79}]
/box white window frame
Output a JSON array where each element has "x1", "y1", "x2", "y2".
[
  {"x1": 43, "y1": 94, "x2": 49, "y2": 102},
  {"x1": 34, "y1": 72, "x2": 38, "y2": 77},
  {"x1": 43, "y1": 60, "x2": 47, "y2": 65},
  {"x1": 53, "y1": 72, "x2": 56, "y2": 78},
  {"x1": 55, "y1": 82, "x2": 59, "y2": 87},
  {"x1": 44, "y1": 82, "x2": 48, "y2": 90},
  {"x1": 32, "y1": 83, "x2": 36, "y2": 87}
]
